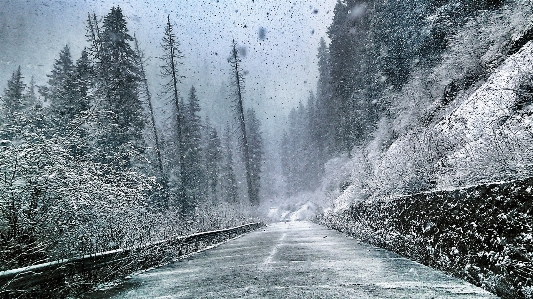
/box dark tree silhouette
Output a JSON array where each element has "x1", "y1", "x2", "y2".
[{"x1": 228, "y1": 40, "x2": 257, "y2": 206}]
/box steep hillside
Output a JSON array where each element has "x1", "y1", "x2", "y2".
[
  {"x1": 436, "y1": 40, "x2": 533, "y2": 186},
  {"x1": 326, "y1": 0, "x2": 533, "y2": 209},
  {"x1": 317, "y1": 2, "x2": 533, "y2": 297}
]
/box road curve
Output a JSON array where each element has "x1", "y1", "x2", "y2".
[{"x1": 88, "y1": 221, "x2": 498, "y2": 299}]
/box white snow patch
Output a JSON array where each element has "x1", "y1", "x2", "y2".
[
  {"x1": 289, "y1": 201, "x2": 320, "y2": 221},
  {"x1": 437, "y1": 41, "x2": 533, "y2": 137}
]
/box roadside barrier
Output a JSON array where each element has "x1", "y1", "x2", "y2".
[
  {"x1": 321, "y1": 177, "x2": 533, "y2": 299},
  {"x1": 0, "y1": 222, "x2": 264, "y2": 298}
]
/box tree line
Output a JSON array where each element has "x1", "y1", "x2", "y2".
[{"x1": 0, "y1": 7, "x2": 263, "y2": 270}]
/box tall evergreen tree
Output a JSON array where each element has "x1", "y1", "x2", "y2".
[
  {"x1": 0, "y1": 67, "x2": 34, "y2": 139},
  {"x1": 182, "y1": 86, "x2": 204, "y2": 211},
  {"x1": 280, "y1": 131, "x2": 291, "y2": 189},
  {"x1": 2, "y1": 66, "x2": 26, "y2": 119},
  {"x1": 72, "y1": 49, "x2": 93, "y2": 111},
  {"x1": 281, "y1": 106, "x2": 307, "y2": 194},
  {"x1": 42, "y1": 45, "x2": 91, "y2": 131},
  {"x1": 220, "y1": 125, "x2": 238, "y2": 203},
  {"x1": 314, "y1": 38, "x2": 333, "y2": 159},
  {"x1": 204, "y1": 119, "x2": 222, "y2": 203},
  {"x1": 46, "y1": 45, "x2": 74, "y2": 92},
  {"x1": 328, "y1": 0, "x2": 356, "y2": 153},
  {"x1": 85, "y1": 13, "x2": 101, "y2": 60},
  {"x1": 327, "y1": 0, "x2": 375, "y2": 153},
  {"x1": 281, "y1": 98, "x2": 323, "y2": 195},
  {"x1": 95, "y1": 6, "x2": 145, "y2": 167},
  {"x1": 245, "y1": 109, "x2": 264, "y2": 205},
  {"x1": 372, "y1": 0, "x2": 428, "y2": 87},
  {"x1": 228, "y1": 40, "x2": 256, "y2": 205},
  {"x1": 27, "y1": 76, "x2": 37, "y2": 107},
  {"x1": 160, "y1": 15, "x2": 187, "y2": 213},
  {"x1": 59, "y1": 48, "x2": 94, "y2": 159},
  {"x1": 305, "y1": 92, "x2": 323, "y2": 187}
]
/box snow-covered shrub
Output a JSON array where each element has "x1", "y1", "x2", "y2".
[{"x1": 0, "y1": 129, "x2": 156, "y2": 267}]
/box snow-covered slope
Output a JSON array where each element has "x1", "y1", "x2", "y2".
[
  {"x1": 437, "y1": 41, "x2": 533, "y2": 137},
  {"x1": 323, "y1": 2, "x2": 533, "y2": 211},
  {"x1": 435, "y1": 41, "x2": 533, "y2": 186}
]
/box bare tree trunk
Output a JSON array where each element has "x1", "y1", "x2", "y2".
[
  {"x1": 230, "y1": 40, "x2": 256, "y2": 206},
  {"x1": 134, "y1": 37, "x2": 169, "y2": 207},
  {"x1": 162, "y1": 15, "x2": 187, "y2": 214}
]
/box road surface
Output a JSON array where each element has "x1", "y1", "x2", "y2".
[{"x1": 88, "y1": 221, "x2": 498, "y2": 298}]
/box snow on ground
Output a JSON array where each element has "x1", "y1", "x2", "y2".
[
  {"x1": 288, "y1": 201, "x2": 320, "y2": 221},
  {"x1": 265, "y1": 200, "x2": 321, "y2": 222},
  {"x1": 261, "y1": 189, "x2": 327, "y2": 222},
  {"x1": 435, "y1": 41, "x2": 533, "y2": 185}
]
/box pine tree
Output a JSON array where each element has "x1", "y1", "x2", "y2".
[
  {"x1": 280, "y1": 100, "x2": 322, "y2": 195},
  {"x1": 327, "y1": 0, "x2": 375, "y2": 153},
  {"x1": 228, "y1": 40, "x2": 256, "y2": 205},
  {"x1": 204, "y1": 119, "x2": 222, "y2": 203},
  {"x1": 280, "y1": 131, "x2": 291, "y2": 190},
  {"x1": 0, "y1": 67, "x2": 45, "y2": 252},
  {"x1": 328, "y1": 0, "x2": 357, "y2": 153},
  {"x1": 372, "y1": 0, "x2": 429, "y2": 88},
  {"x1": 182, "y1": 86, "x2": 204, "y2": 212},
  {"x1": 73, "y1": 49, "x2": 93, "y2": 111},
  {"x1": 85, "y1": 13, "x2": 101, "y2": 60},
  {"x1": 314, "y1": 38, "x2": 333, "y2": 159},
  {"x1": 47, "y1": 45, "x2": 74, "y2": 92},
  {"x1": 25, "y1": 77, "x2": 46, "y2": 136},
  {"x1": 305, "y1": 92, "x2": 323, "y2": 187},
  {"x1": 282, "y1": 105, "x2": 307, "y2": 194},
  {"x1": 42, "y1": 45, "x2": 90, "y2": 130},
  {"x1": 1, "y1": 67, "x2": 28, "y2": 139},
  {"x1": 27, "y1": 76, "x2": 38, "y2": 107},
  {"x1": 245, "y1": 108, "x2": 264, "y2": 205},
  {"x1": 221, "y1": 125, "x2": 238, "y2": 203},
  {"x1": 160, "y1": 15, "x2": 187, "y2": 213},
  {"x1": 2, "y1": 66, "x2": 26, "y2": 118},
  {"x1": 95, "y1": 6, "x2": 145, "y2": 167},
  {"x1": 56, "y1": 48, "x2": 94, "y2": 159}
]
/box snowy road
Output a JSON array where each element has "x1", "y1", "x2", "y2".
[{"x1": 88, "y1": 221, "x2": 498, "y2": 299}]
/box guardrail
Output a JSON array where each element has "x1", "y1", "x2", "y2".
[{"x1": 0, "y1": 222, "x2": 264, "y2": 298}]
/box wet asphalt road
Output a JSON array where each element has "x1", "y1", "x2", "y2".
[{"x1": 89, "y1": 221, "x2": 498, "y2": 299}]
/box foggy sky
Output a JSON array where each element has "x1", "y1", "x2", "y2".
[{"x1": 0, "y1": 0, "x2": 337, "y2": 135}]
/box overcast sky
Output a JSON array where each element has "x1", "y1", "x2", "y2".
[{"x1": 0, "y1": 0, "x2": 337, "y2": 135}]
